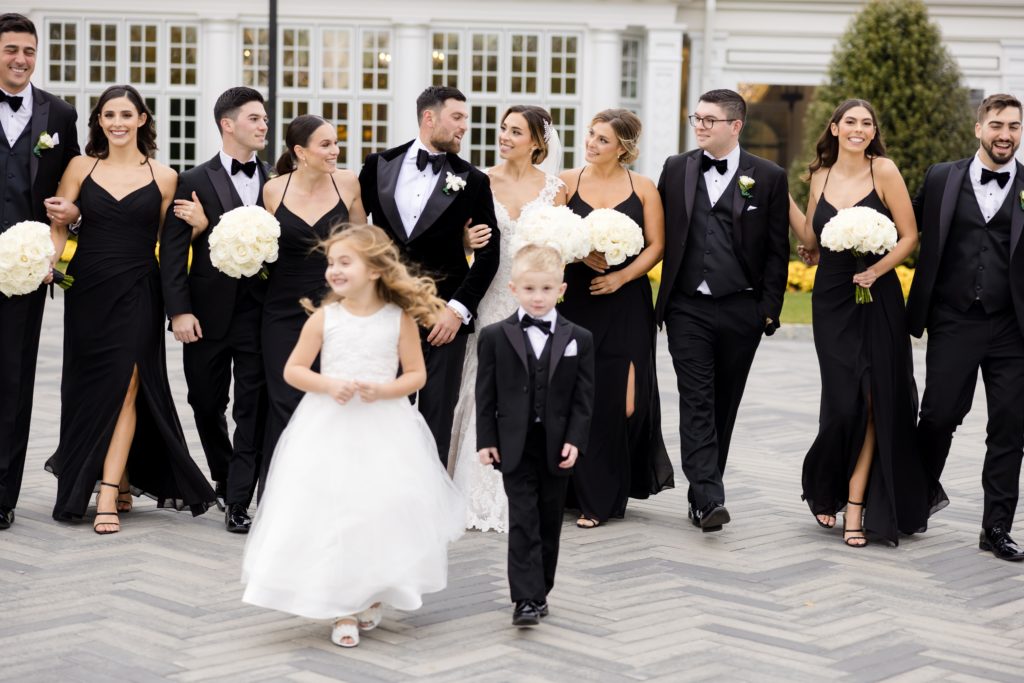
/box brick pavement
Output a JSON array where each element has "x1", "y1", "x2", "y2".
[{"x1": 1, "y1": 296, "x2": 1022, "y2": 682}]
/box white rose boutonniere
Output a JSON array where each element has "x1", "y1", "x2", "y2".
[
  {"x1": 33, "y1": 131, "x2": 60, "y2": 158},
  {"x1": 738, "y1": 175, "x2": 755, "y2": 199},
  {"x1": 443, "y1": 172, "x2": 467, "y2": 196}
]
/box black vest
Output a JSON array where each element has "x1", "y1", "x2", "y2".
[
  {"x1": 0, "y1": 123, "x2": 33, "y2": 232},
  {"x1": 524, "y1": 329, "x2": 553, "y2": 423},
  {"x1": 935, "y1": 172, "x2": 1013, "y2": 314},
  {"x1": 678, "y1": 174, "x2": 750, "y2": 296}
]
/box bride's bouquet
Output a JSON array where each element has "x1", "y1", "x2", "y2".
[
  {"x1": 208, "y1": 206, "x2": 281, "y2": 279},
  {"x1": 583, "y1": 208, "x2": 645, "y2": 266},
  {"x1": 0, "y1": 220, "x2": 72, "y2": 296},
  {"x1": 819, "y1": 206, "x2": 897, "y2": 304},
  {"x1": 511, "y1": 205, "x2": 591, "y2": 264}
]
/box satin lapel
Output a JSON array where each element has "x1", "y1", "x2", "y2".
[
  {"x1": 29, "y1": 95, "x2": 50, "y2": 186},
  {"x1": 684, "y1": 153, "x2": 699, "y2": 227},
  {"x1": 409, "y1": 157, "x2": 467, "y2": 242},
  {"x1": 206, "y1": 156, "x2": 238, "y2": 215},
  {"x1": 502, "y1": 317, "x2": 529, "y2": 373},
  {"x1": 730, "y1": 156, "x2": 756, "y2": 248},
  {"x1": 937, "y1": 160, "x2": 968, "y2": 254},
  {"x1": 376, "y1": 154, "x2": 406, "y2": 241},
  {"x1": 547, "y1": 317, "x2": 571, "y2": 382},
  {"x1": 1012, "y1": 162, "x2": 1024, "y2": 257}
]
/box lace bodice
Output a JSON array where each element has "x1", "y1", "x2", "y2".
[{"x1": 321, "y1": 302, "x2": 402, "y2": 383}]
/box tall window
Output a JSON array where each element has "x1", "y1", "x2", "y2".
[
  {"x1": 322, "y1": 29, "x2": 352, "y2": 90},
  {"x1": 431, "y1": 32, "x2": 459, "y2": 87},
  {"x1": 88, "y1": 23, "x2": 117, "y2": 84},
  {"x1": 47, "y1": 22, "x2": 77, "y2": 83},
  {"x1": 509, "y1": 33, "x2": 539, "y2": 95},
  {"x1": 167, "y1": 98, "x2": 198, "y2": 170},
  {"x1": 168, "y1": 24, "x2": 198, "y2": 87},
  {"x1": 242, "y1": 25, "x2": 270, "y2": 89},
  {"x1": 281, "y1": 28, "x2": 312, "y2": 89},
  {"x1": 549, "y1": 35, "x2": 578, "y2": 96},
  {"x1": 468, "y1": 105, "x2": 500, "y2": 169},
  {"x1": 361, "y1": 30, "x2": 390, "y2": 91},
  {"x1": 322, "y1": 101, "x2": 351, "y2": 166},
  {"x1": 360, "y1": 102, "x2": 389, "y2": 159},
  {"x1": 550, "y1": 107, "x2": 578, "y2": 172},
  {"x1": 470, "y1": 32, "x2": 500, "y2": 94},
  {"x1": 128, "y1": 23, "x2": 158, "y2": 85},
  {"x1": 621, "y1": 37, "x2": 641, "y2": 102}
]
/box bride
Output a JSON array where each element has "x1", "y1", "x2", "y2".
[{"x1": 448, "y1": 105, "x2": 567, "y2": 532}]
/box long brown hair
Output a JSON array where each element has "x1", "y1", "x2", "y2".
[
  {"x1": 303, "y1": 224, "x2": 445, "y2": 327},
  {"x1": 502, "y1": 105, "x2": 552, "y2": 164},
  {"x1": 807, "y1": 99, "x2": 886, "y2": 177},
  {"x1": 85, "y1": 85, "x2": 157, "y2": 159}
]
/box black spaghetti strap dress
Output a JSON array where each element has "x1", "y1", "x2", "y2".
[
  {"x1": 558, "y1": 168, "x2": 674, "y2": 522},
  {"x1": 48, "y1": 160, "x2": 215, "y2": 520},
  {"x1": 261, "y1": 173, "x2": 349, "y2": 459}
]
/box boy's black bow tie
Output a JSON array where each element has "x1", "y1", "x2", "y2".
[{"x1": 520, "y1": 315, "x2": 552, "y2": 335}]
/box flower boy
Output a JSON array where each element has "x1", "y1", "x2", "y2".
[{"x1": 476, "y1": 244, "x2": 595, "y2": 626}]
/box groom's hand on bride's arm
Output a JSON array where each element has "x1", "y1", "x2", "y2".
[{"x1": 478, "y1": 447, "x2": 501, "y2": 465}]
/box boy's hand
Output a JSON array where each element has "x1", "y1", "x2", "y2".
[
  {"x1": 559, "y1": 443, "x2": 578, "y2": 469},
  {"x1": 478, "y1": 447, "x2": 501, "y2": 466},
  {"x1": 327, "y1": 378, "x2": 357, "y2": 405}
]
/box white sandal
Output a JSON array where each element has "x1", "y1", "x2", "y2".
[
  {"x1": 356, "y1": 603, "x2": 382, "y2": 631},
  {"x1": 331, "y1": 618, "x2": 359, "y2": 647}
]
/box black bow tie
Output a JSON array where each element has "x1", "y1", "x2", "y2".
[
  {"x1": 701, "y1": 155, "x2": 728, "y2": 175},
  {"x1": 231, "y1": 158, "x2": 258, "y2": 178},
  {"x1": 0, "y1": 91, "x2": 24, "y2": 112},
  {"x1": 416, "y1": 148, "x2": 445, "y2": 174},
  {"x1": 980, "y1": 167, "x2": 1010, "y2": 189},
  {"x1": 520, "y1": 315, "x2": 552, "y2": 335}
]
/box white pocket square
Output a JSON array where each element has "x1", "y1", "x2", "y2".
[
  {"x1": 564, "y1": 340, "x2": 578, "y2": 357},
  {"x1": 746, "y1": 205, "x2": 758, "y2": 212}
]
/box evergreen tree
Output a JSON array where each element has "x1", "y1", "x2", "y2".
[{"x1": 789, "y1": 0, "x2": 976, "y2": 211}]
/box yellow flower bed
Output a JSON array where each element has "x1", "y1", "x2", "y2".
[{"x1": 788, "y1": 260, "x2": 914, "y2": 298}]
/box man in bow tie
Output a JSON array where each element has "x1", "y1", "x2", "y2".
[
  {"x1": 360, "y1": 86, "x2": 500, "y2": 465},
  {"x1": 160, "y1": 87, "x2": 272, "y2": 533},
  {"x1": 0, "y1": 13, "x2": 80, "y2": 531},
  {"x1": 908, "y1": 93, "x2": 1024, "y2": 561},
  {"x1": 654, "y1": 89, "x2": 790, "y2": 532}
]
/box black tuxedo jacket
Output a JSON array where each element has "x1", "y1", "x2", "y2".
[
  {"x1": 654, "y1": 148, "x2": 790, "y2": 334},
  {"x1": 23, "y1": 87, "x2": 80, "y2": 223},
  {"x1": 907, "y1": 157, "x2": 1024, "y2": 338},
  {"x1": 475, "y1": 314, "x2": 595, "y2": 476},
  {"x1": 159, "y1": 153, "x2": 272, "y2": 340},
  {"x1": 359, "y1": 141, "x2": 499, "y2": 333}
]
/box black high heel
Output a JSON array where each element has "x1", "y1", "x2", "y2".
[
  {"x1": 843, "y1": 500, "x2": 867, "y2": 548},
  {"x1": 93, "y1": 481, "x2": 121, "y2": 535}
]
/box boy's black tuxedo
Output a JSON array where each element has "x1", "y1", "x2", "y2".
[
  {"x1": 159, "y1": 153, "x2": 273, "y2": 508},
  {"x1": 476, "y1": 312, "x2": 594, "y2": 603}
]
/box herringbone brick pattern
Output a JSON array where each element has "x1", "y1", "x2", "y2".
[{"x1": 1, "y1": 298, "x2": 1021, "y2": 682}]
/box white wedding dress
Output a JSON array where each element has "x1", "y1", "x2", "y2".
[
  {"x1": 242, "y1": 302, "x2": 465, "y2": 619},
  {"x1": 448, "y1": 172, "x2": 565, "y2": 533}
]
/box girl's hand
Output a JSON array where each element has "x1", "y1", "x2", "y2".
[
  {"x1": 327, "y1": 378, "x2": 357, "y2": 404},
  {"x1": 852, "y1": 267, "x2": 879, "y2": 289},
  {"x1": 173, "y1": 192, "x2": 210, "y2": 233},
  {"x1": 355, "y1": 381, "x2": 383, "y2": 403},
  {"x1": 43, "y1": 196, "x2": 79, "y2": 226},
  {"x1": 583, "y1": 250, "x2": 608, "y2": 273},
  {"x1": 590, "y1": 271, "x2": 625, "y2": 295},
  {"x1": 797, "y1": 243, "x2": 819, "y2": 266}
]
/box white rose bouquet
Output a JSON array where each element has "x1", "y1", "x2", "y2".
[
  {"x1": 208, "y1": 206, "x2": 281, "y2": 279},
  {"x1": 819, "y1": 206, "x2": 898, "y2": 304},
  {"x1": 0, "y1": 220, "x2": 72, "y2": 296},
  {"x1": 583, "y1": 208, "x2": 645, "y2": 266},
  {"x1": 511, "y1": 205, "x2": 591, "y2": 264}
]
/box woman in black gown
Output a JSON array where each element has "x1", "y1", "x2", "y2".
[
  {"x1": 261, "y1": 115, "x2": 365, "y2": 464},
  {"x1": 558, "y1": 109, "x2": 673, "y2": 527},
  {"x1": 47, "y1": 85, "x2": 215, "y2": 532},
  {"x1": 795, "y1": 99, "x2": 946, "y2": 546}
]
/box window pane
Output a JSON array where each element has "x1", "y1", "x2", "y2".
[
  {"x1": 169, "y1": 23, "x2": 199, "y2": 87},
  {"x1": 430, "y1": 32, "x2": 459, "y2": 88},
  {"x1": 470, "y1": 32, "x2": 499, "y2": 94},
  {"x1": 322, "y1": 29, "x2": 351, "y2": 90},
  {"x1": 549, "y1": 33, "x2": 579, "y2": 96},
  {"x1": 88, "y1": 22, "x2": 117, "y2": 84},
  {"x1": 360, "y1": 30, "x2": 391, "y2": 92}
]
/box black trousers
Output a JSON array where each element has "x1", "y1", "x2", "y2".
[
  {"x1": 0, "y1": 286, "x2": 46, "y2": 510},
  {"x1": 665, "y1": 291, "x2": 763, "y2": 510},
  {"x1": 502, "y1": 423, "x2": 569, "y2": 603},
  {"x1": 419, "y1": 333, "x2": 468, "y2": 466},
  {"x1": 182, "y1": 303, "x2": 266, "y2": 507},
  {"x1": 918, "y1": 303, "x2": 1024, "y2": 530}
]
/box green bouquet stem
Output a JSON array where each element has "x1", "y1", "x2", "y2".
[{"x1": 854, "y1": 251, "x2": 872, "y2": 304}]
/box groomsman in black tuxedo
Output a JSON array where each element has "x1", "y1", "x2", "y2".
[
  {"x1": 908, "y1": 93, "x2": 1024, "y2": 561},
  {"x1": 655, "y1": 89, "x2": 790, "y2": 532},
  {"x1": 360, "y1": 85, "x2": 500, "y2": 464},
  {"x1": 477, "y1": 245, "x2": 594, "y2": 626},
  {"x1": 0, "y1": 14, "x2": 80, "y2": 530},
  {"x1": 160, "y1": 87, "x2": 272, "y2": 533}
]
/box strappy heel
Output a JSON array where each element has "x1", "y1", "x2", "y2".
[
  {"x1": 117, "y1": 488, "x2": 133, "y2": 513},
  {"x1": 843, "y1": 500, "x2": 867, "y2": 548},
  {"x1": 94, "y1": 481, "x2": 121, "y2": 535},
  {"x1": 814, "y1": 513, "x2": 836, "y2": 529}
]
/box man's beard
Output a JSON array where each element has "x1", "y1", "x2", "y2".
[
  {"x1": 984, "y1": 139, "x2": 1019, "y2": 165},
  {"x1": 431, "y1": 132, "x2": 460, "y2": 154}
]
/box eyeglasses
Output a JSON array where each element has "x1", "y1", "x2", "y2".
[{"x1": 688, "y1": 115, "x2": 739, "y2": 130}]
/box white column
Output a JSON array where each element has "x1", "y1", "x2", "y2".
[
  {"x1": 199, "y1": 18, "x2": 238, "y2": 160},
  {"x1": 588, "y1": 28, "x2": 622, "y2": 116},
  {"x1": 391, "y1": 22, "x2": 430, "y2": 146},
  {"x1": 640, "y1": 27, "x2": 684, "y2": 178}
]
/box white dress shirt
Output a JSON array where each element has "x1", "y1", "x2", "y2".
[
  {"x1": 969, "y1": 152, "x2": 1017, "y2": 223},
  {"x1": 697, "y1": 144, "x2": 743, "y2": 295},
  {"x1": 0, "y1": 83, "x2": 33, "y2": 147},
  {"x1": 218, "y1": 150, "x2": 260, "y2": 207},
  {"x1": 517, "y1": 307, "x2": 557, "y2": 359}
]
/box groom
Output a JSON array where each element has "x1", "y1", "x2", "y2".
[
  {"x1": 0, "y1": 13, "x2": 80, "y2": 530},
  {"x1": 655, "y1": 89, "x2": 790, "y2": 532},
  {"x1": 360, "y1": 86, "x2": 500, "y2": 464},
  {"x1": 908, "y1": 93, "x2": 1024, "y2": 561}
]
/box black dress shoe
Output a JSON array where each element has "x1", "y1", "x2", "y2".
[
  {"x1": 0, "y1": 507, "x2": 13, "y2": 530},
  {"x1": 225, "y1": 503, "x2": 251, "y2": 534},
  {"x1": 687, "y1": 504, "x2": 700, "y2": 528},
  {"x1": 214, "y1": 482, "x2": 226, "y2": 512},
  {"x1": 695, "y1": 502, "x2": 731, "y2": 532},
  {"x1": 512, "y1": 600, "x2": 541, "y2": 627},
  {"x1": 536, "y1": 600, "x2": 549, "y2": 617},
  {"x1": 980, "y1": 526, "x2": 1024, "y2": 561}
]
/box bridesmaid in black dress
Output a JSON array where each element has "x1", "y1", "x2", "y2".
[
  {"x1": 261, "y1": 115, "x2": 365, "y2": 468},
  {"x1": 558, "y1": 109, "x2": 673, "y2": 527},
  {"x1": 795, "y1": 99, "x2": 946, "y2": 547},
  {"x1": 47, "y1": 85, "x2": 215, "y2": 532}
]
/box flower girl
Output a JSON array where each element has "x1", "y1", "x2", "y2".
[{"x1": 241, "y1": 224, "x2": 465, "y2": 647}]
